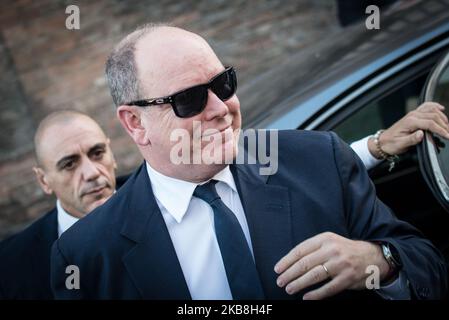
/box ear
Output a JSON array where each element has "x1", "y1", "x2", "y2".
[
  {"x1": 33, "y1": 167, "x2": 53, "y2": 195},
  {"x1": 116, "y1": 105, "x2": 150, "y2": 146}
]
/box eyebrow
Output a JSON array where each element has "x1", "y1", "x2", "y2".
[{"x1": 55, "y1": 143, "x2": 107, "y2": 170}]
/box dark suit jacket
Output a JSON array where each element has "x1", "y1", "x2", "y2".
[
  {"x1": 0, "y1": 209, "x2": 58, "y2": 299},
  {"x1": 0, "y1": 175, "x2": 129, "y2": 300},
  {"x1": 50, "y1": 130, "x2": 448, "y2": 299}
]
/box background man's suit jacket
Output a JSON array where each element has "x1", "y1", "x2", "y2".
[
  {"x1": 51, "y1": 130, "x2": 448, "y2": 299},
  {"x1": 0, "y1": 175, "x2": 129, "y2": 300}
]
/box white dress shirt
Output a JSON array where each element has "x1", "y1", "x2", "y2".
[
  {"x1": 146, "y1": 162, "x2": 253, "y2": 300},
  {"x1": 146, "y1": 160, "x2": 409, "y2": 300},
  {"x1": 56, "y1": 200, "x2": 79, "y2": 238},
  {"x1": 350, "y1": 136, "x2": 383, "y2": 170},
  {"x1": 56, "y1": 190, "x2": 117, "y2": 237}
]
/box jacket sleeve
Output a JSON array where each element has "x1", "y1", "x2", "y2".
[
  {"x1": 330, "y1": 131, "x2": 448, "y2": 299},
  {"x1": 50, "y1": 239, "x2": 85, "y2": 299}
]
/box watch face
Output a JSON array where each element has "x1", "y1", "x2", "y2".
[{"x1": 388, "y1": 243, "x2": 403, "y2": 268}]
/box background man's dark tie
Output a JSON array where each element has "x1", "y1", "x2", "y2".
[{"x1": 193, "y1": 180, "x2": 265, "y2": 300}]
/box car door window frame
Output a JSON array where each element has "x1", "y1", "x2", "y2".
[
  {"x1": 309, "y1": 49, "x2": 448, "y2": 182},
  {"x1": 421, "y1": 52, "x2": 449, "y2": 202}
]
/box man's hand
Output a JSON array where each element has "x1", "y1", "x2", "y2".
[
  {"x1": 368, "y1": 102, "x2": 449, "y2": 159},
  {"x1": 274, "y1": 232, "x2": 391, "y2": 300}
]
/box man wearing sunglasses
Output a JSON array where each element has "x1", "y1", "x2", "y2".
[{"x1": 51, "y1": 24, "x2": 447, "y2": 300}]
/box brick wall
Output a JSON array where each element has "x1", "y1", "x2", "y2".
[{"x1": 0, "y1": 0, "x2": 338, "y2": 239}]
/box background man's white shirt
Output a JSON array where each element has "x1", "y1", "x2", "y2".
[{"x1": 56, "y1": 200, "x2": 79, "y2": 238}]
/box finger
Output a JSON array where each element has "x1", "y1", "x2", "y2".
[
  {"x1": 424, "y1": 109, "x2": 449, "y2": 125},
  {"x1": 302, "y1": 276, "x2": 349, "y2": 300},
  {"x1": 276, "y1": 249, "x2": 328, "y2": 287},
  {"x1": 408, "y1": 118, "x2": 449, "y2": 139},
  {"x1": 415, "y1": 104, "x2": 449, "y2": 125},
  {"x1": 417, "y1": 102, "x2": 445, "y2": 113},
  {"x1": 409, "y1": 110, "x2": 449, "y2": 131},
  {"x1": 274, "y1": 233, "x2": 329, "y2": 274},
  {"x1": 394, "y1": 130, "x2": 424, "y2": 150},
  {"x1": 437, "y1": 110, "x2": 449, "y2": 124},
  {"x1": 284, "y1": 263, "x2": 331, "y2": 295}
]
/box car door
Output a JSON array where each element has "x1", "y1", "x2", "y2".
[
  {"x1": 418, "y1": 51, "x2": 449, "y2": 213},
  {"x1": 315, "y1": 51, "x2": 449, "y2": 262}
]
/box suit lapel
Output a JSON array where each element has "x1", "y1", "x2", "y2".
[
  {"x1": 231, "y1": 162, "x2": 294, "y2": 299},
  {"x1": 120, "y1": 163, "x2": 191, "y2": 299},
  {"x1": 119, "y1": 159, "x2": 294, "y2": 299}
]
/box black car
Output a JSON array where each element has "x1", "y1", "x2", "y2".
[{"x1": 240, "y1": 0, "x2": 449, "y2": 263}]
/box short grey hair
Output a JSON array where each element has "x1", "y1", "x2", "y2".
[{"x1": 105, "y1": 23, "x2": 170, "y2": 107}]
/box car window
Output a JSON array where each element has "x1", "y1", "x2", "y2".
[{"x1": 333, "y1": 74, "x2": 427, "y2": 144}]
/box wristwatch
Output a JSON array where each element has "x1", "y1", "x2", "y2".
[{"x1": 380, "y1": 242, "x2": 402, "y2": 272}]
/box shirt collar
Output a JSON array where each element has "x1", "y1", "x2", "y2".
[
  {"x1": 145, "y1": 162, "x2": 237, "y2": 223},
  {"x1": 56, "y1": 199, "x2": 79, "y2": 237}
]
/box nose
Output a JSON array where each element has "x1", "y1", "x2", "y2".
[
  {"x1": 81, "y1": 157, "x2": 101, "y2": 182},
  {"x1": 202, "y1": 89, "x2": 229, "y2": 120}
]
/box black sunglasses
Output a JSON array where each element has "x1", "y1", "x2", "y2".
[{"x1": 126, "y1": 66, "x2": 237, "y2": 118}]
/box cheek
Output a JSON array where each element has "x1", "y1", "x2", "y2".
[
  {"x1": 147, "y1": 109, "x2": 184, "y2": 142},
  {"x1": 53, "y1": 177, "x2": 79, "y2": 201},
  {"x1": 228, "y1": 95, "x2": 240, "y2": 112},
  {"x1": 166, "y1": 118, "x2": 196, "y2": 145},
  {"x1": 104, "y1": 163, "x2": 116, "y2": 179},
  {"x1": 99, "y1": 161, "x2": 116, "y2": 180},
  {"x1": 227, "y1": 97, "x2": 241, "y2": 124}
]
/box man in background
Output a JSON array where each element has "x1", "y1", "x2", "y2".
[{"x1": 0, "y1": 110, "x2": 122, "y2": 299}]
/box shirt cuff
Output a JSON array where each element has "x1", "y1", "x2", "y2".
[
  {"x1": 376, "y1": 271, "x2": 411, "y2": 300},
  {"x1": 350, "y1": 136, "x2": 383, "y2": 170}
]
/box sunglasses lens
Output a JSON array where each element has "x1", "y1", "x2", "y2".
[
  {"x1": 173, "y1": 85, "x2": 208, "y2": 118},
  {"x1": 171, "y1": 68, "x2": 237, "y2": 118},
  {"x1": 211, "y1": 68, "x2": 236, "y2": 100}
]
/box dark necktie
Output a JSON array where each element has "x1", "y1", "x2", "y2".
[{"x1": 193, "y1": 180, "x2": 265, "y2": 300}]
